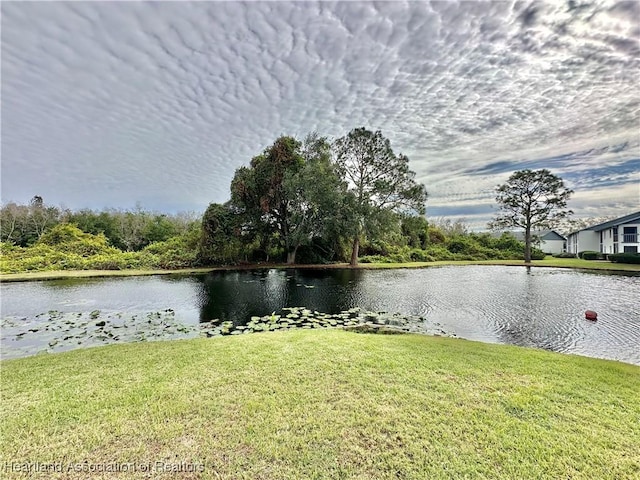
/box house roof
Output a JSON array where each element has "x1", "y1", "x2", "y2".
[
  {"x1": 569, "y1": 211, "x2": 640, "y2": 235},
  {"x1": 539, "y1": 230, "x2": 566, "y2": 241}
]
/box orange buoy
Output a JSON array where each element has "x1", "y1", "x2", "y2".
[{"x1": 585, "y1": 310, "x2": 598, "y2": 321}]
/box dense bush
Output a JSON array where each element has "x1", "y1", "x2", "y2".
[
  {"x1": 529, "y1": 248, "x2": 547, "y2": 260},
  {"x1": 359, "y1": 255, "x2": 395, "y2": 264},
  {"x1": 143, "y1": 234, "x2": 199, "y2": 269},
  {"x1": 0, "y1": 225, "x2": 183, "y2": 273},
  {"x1": 0, "y1": 242, "x2": 148, "y2": 273},
  {"x1": 84, "y1": 252, "x2": 149, "y2": 270},
  {"x1": 38, "y1": 224, "x2": 117, "y2": 256},
  {"x1": 578, "y1": 251, "x2": 600, "y2": 260},
  {"x1": 553, "y1": 252, "x2": 576, "y2": 258},
  {"x1": 608, "y1": 253, "x2": 640, "y2": 264},
  {"x1": 427, "y1": 228, "x2": 446, "y2": 245}
]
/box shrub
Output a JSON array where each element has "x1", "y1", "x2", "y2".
[
  {"x1": 359, "y1": 255, "x2": 394, "y2": 264},
  {"x1": 409, "y1": 249, "x2": 434, "y2": 262},
  {"x1": 553, "y1": 252, "x2": 576, "y2": 258},
  {"x1": 427, "y1": 228, "x2": 446, "y2": 245},
  {"x1": 530, "y1": 248, "x2": 547, "y2": 260},
  {"x1": 446, "y1": 237, "x2": 471, "y2": 254},
  {"x1": 581, "y1": 251, "x2": 601, "y2": 260},
  {"x1": 143, "y1": 238, "x2": 198, "y2": 269},
  {"x1": 608, "y1": 253, "x2": 640, "y2": 264},
  {"x1": 423, "y1": 246, "x2": 456, "y2": 261},
  {"x1": 38, "y1": 224, "x2": 117, "y2": 256},
  {"x1": 84, "y1": 252, "x2": 149, "y2": 270}
]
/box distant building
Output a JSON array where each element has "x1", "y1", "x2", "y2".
[
  {"x1": 535, "y1": 230, "x2": 567, "y2": 254},
  {"x1": 566, "y1": 211, "x2": 640, "y2": 255},
  {"x1": 492, "y1": 230, "x2": 567, "y2": 254}
]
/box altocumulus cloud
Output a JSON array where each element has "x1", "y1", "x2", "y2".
[{"x1": 1, "y1": 1, "x2": 638, "y2": 227}]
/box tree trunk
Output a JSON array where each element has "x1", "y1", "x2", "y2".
[
  {"x1": 524, "y1": 225, "x2": 532, "y2": 263},
  {"x1": 286, "y1": 246, "x2": 298, "y2": 265},
  {"x1": 350, "y1": 235, "x2": 360, "y2": 266}
]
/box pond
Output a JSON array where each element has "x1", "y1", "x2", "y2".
[{"x1": 1, "y1": 266, "x2": 639, "y2": 364}]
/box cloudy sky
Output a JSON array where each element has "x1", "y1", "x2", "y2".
[{"x1": 2, "y1": 1, "x2": 639, "y2": 228}]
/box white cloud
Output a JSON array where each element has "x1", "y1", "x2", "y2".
[{"x1": 1, "y1": 1, "x2": 638, "y2": 223}]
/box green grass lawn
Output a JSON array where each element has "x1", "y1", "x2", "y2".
[
  {"x1": 360, "y1": 257, "x2": 640, "y2": 272},
  {"x1": 1, "y1": 330, "x2": 638, "y2": 479}
]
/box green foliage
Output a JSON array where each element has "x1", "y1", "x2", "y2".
[
  {"x1": 427, "y1": 228, "x2": 446, "y2": 245},
  {"x1": 0, "y1": 243, "x2": 85, "y2": 273},
  {"x1": 579, "y1": 251, "x2": 600, "y2": 260},
  {"x1": 401, "y1": 216, "x2": 429, "y2": 248},
  {"x1": 142, "y1": 215, "x2": 179, "y2": 244},
  {"x1": 283, "y1": 134, "x2": 353, "y2": 263},
  {"x1": 84, "y1": 252, "x2": 148, "y2": 270},
  {"x1": 230, "y1": 136, "x2": 306, "y2": 262},
  {"x1": 0, "y1": 224, "x2": 177, "y2": 273},
  {"x1": 65, "y1": 209, "x2": 124, "y2": 249},
  {"x1": 444, "y1": 233, "x2": 525, "y2": 260},
  {"x1": 143, "y1": 228, "x2": 200, "y2": 269},
  {"x1": 199, "y1": 203, "x2": 243, "y2": 265},
  {"x1": 0, "y1": 196, "x2": 61, "y2": 246},
  {"x1": 359, "y1": 255, "x2": 395, "y2": 264},
  {"x1": 424, "y1": 245, "x2": 457, "y2": 261},
  {"x1": 608, "y1": 253, "x2": 640, "y2": 264},
  {"x1": 553, "y1": 252, "x2": 576, "y2": 258},
  {"x1": 229, "y1": 133, "x2": 353, "y2": 264},
  {"x1": 529, "y1": 248, "x2": 547, "y2": 260},
  {"x1": 38, "y1": 224, "x2": 117, "y2": 256},
  {"x1": 491, "y1": 232, "x2": 524, "y2": 252}
]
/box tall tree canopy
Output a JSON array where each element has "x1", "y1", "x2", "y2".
[
  {"x1": 230, "y1": 136, "x2": 304, "y2": 262},
  {"x1": 230, "y1": 134, "x2": 348, "y2": 264},
  {"x1": 491, "y1": 169, "x2": 573, "y2": 262},
  {"x1": 282, "y1": 133, "x2": 351, "y2": 263},
  {"x1": 333, "y1": 127, "x2": 428, "y2": 265}
]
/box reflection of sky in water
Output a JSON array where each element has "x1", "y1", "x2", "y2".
[{"x1": 1, "y1": 267, "x2": 639, "y2": 364}]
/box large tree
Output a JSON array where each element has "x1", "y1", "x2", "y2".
[
  {"x1": 230, "y1": 134, "x2": 352, "y2": 264},
  {"x1": 333, "y1": 128, "x2": 427, "y2": 265},
  {"x1": 491, "y1": 169, "x2": 573, "y2": 262},
  {"x1": 230, "y1": 136, "x2": 305, "y2": 264},
  {"x1": 282, "y1": 133, "x2": 351, "y2": 263}
]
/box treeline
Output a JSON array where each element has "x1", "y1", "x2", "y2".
[
  {"x1": 1, "y1": 196, "x2": 198, "y2": 250},
  {"x1": 0, "y1": 197, "x2": 202, "y2": 273},
  {"x1": 1, "y1": 128, "x2": 539, "y2": 274},
  {"x1": 200, "y1": 129, "x2": 428, "y2": 265},
  {"x1": 199, "y1": 129, "x2": 537, "y2": 266}
]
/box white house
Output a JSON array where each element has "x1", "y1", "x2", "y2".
[
  {"x1": 567, "y1": 211, "x2": 640, "y2": 255},
  {"x1": 536, "y1": 230, "x2": 567, "y2": 254},
  {"x1": 492, "y1": 230, "x2": 567, "y2": 254}
]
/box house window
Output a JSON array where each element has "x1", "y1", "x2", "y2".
[
  {"x1": 613, "y1": 227, "x2": 618, "y2": 242},
  {"x1": 623, "y1": 227, "x2": 637, "y2": 243},
  {"x1": 623, "y1": 246, "x2": 638, "y2": 253}
]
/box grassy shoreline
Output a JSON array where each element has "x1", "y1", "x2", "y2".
[
  {"x1": 1, "y1": 257, "x2": 638, "y2": 282},
  {"x1": 1, "y1": 330, "x2": 638, "y2": 479}
]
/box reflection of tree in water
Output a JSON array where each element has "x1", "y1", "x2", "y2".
[{"x1": 196, "y1": 269, "x2": 365, "y2": 325}]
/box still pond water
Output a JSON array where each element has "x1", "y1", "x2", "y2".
[{"x1": 1, "y1": 266, "x2": 639, "y2": 364}]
